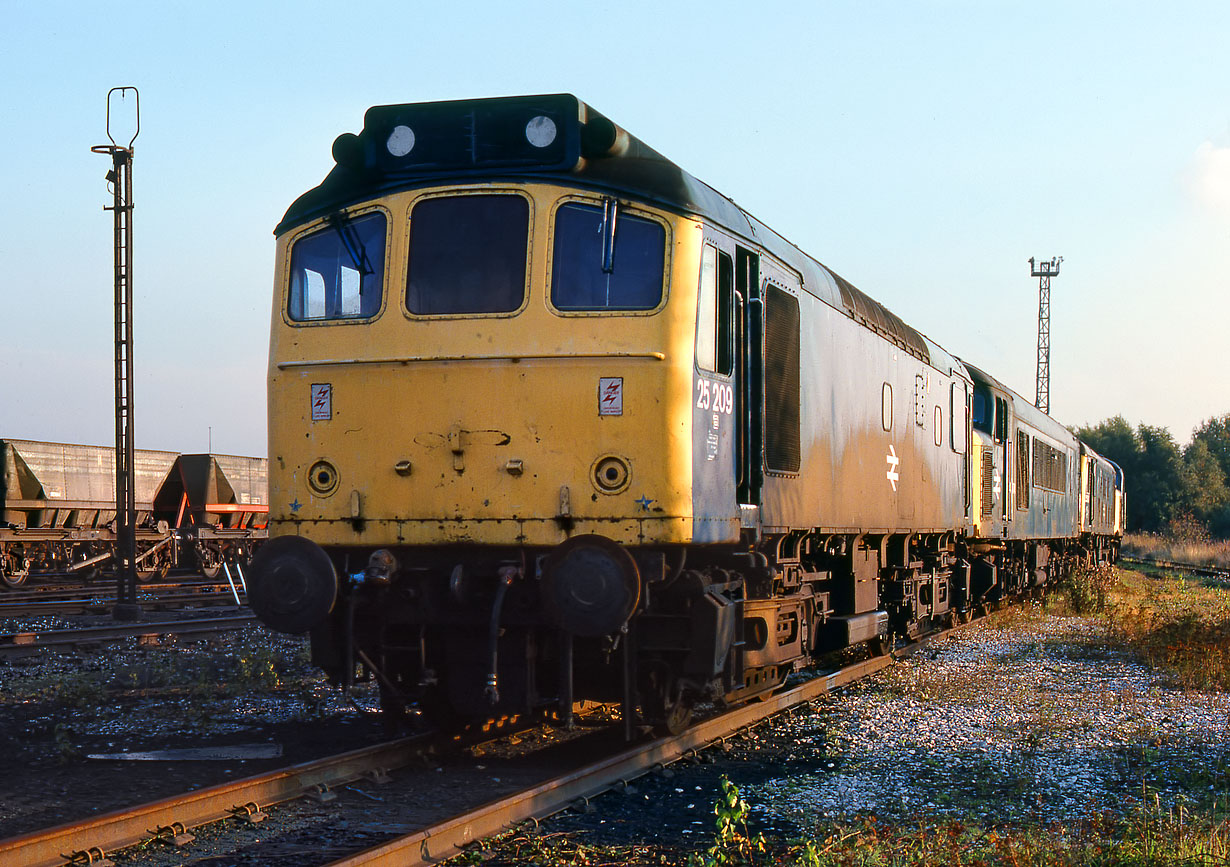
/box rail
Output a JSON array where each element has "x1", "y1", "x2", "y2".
[
  {"x1": 0, "y1": 625, "x2": 963, "y2": 866},
  {"x1": 325, "y1": 651, "x2": 904, "y2": 866},
  {"x1": 0, "y1": 580, "x2": 246, "y2": 618},
  {"x1": 1120, "y1": 554, "x2": 1230, "y2": 583},
  {"x1": 0, "y1": 737, "x2": 432, "y2": 867},
  {"x1": 0, "y1": 613, "x2": 257, "y2": 656}
]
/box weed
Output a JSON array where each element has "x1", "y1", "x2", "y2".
[
  {"x1": 53, "y1": 723, "x2": 81, "y2": 764},
  {"x1": 780, "y1": 804, "x2": 1230, "y2": 866},
  {"x1": 688, "y1": 777, "x2": 767, "y2": 866},
  {"x1": 233, "y1": 645, "x2": 281, "y2": 691},
  {"x1": 1061, "y1": 564, "x2": 1116, "y2": 615},
  {"x1": 444, "y1": 774, "x2": 1230, "y2": 866},
  {"x1": 44, "y1": 671, "x2": 107, "y2": 712}
]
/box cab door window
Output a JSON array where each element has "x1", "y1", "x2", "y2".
[{"x1": 696, "y1": 244, "x2": 734, "y2": 375}]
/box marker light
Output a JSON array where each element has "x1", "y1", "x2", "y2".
[
  {"x1": 525, "y1": 115, "x2": 557, "y2": 148},
  {"x1": 386, "y1": 125, "x2": 415, "y2": 157}
]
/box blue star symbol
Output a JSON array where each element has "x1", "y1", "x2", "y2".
[
  {"x1": 289, "y1": 499, "x2": 302, "y2": 513},
  {"x1": 635, "y1": 495, "x2": 654, "y2": 512}
]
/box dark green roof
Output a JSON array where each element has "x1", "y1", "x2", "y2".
[{"x1": 276, "y1": 93, "x2": 751, "y2": 237}]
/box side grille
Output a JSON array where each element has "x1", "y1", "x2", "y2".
[
  {"x1": 1016, "y1": 430, "x2": 1030, "y2": 510},
  {"x1": 980, "y1": 449, "x2": 994, "y2": 518}
]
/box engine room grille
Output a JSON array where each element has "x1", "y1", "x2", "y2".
[
  {"x1": 980, "y1": 449, "x2": 994, "y2": 518},
  {"x1": 1016, "y1": 430, "x2": 1030, "y2": 510},
  {"x1": 1032, "y1": 439, "x2": 1069, "y2": 493}
]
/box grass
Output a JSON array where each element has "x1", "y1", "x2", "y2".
[
  {"x1": 1101, "y1": 567, "x2": 1230, "y2": 692},
  {"x1": 1122, "y1": 531, "x2": 1230, "y2": 570},
  {"x1": 453, "y1": 781, "x2": 1230, "y2": 866}
]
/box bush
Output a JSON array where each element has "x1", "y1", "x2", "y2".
[
  {"x1": 1061, "y1": 565, "x2": 1116, "y2": 615},
  {"x1": 1165, "y1": 512, "x2": 1211, "y2": 544}
]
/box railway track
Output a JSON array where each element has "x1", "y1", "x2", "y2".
[
  {"x1": 0, "y1": 582, "x2": 246, "y2": 619},
  {"x1": 0, "y1": 613, "x2": 258, "y2": 656},
  {"x1": 0, "y1": 736, "x2": 435, "y2": 867},
  {"x1": 1120, "y1": 554, "x2": 1230, "y2": 583},
  {"x1": 0, "y1": 627, "x2": 955, "y2": 867}
]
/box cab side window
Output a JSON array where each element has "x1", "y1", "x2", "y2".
[
  {"x1": 971, "y1": 387, "x2": 992, "y2": 433},
  {"x1": 764, "y1": 284, "x2": 801, "y2": 472}
]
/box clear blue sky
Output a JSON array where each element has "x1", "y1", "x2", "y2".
[{"x1": 3, "y1": 0, "x2": 1228, "y2": 457}]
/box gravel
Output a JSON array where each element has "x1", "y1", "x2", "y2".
[
  {"x1": 0, "y1": 615, "x2": 388, "y2": 842},
  {"x1": 3, "y1": 602, "x2": 1227, "y2": 862},
  {"x1": 748, "y1": 609, "x2": 1230, "y2": 829},
  {"x1": 542, "y1": 607, "x2": 1230, "y2": 855}
]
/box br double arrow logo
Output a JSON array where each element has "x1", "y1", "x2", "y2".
[{"x1": 886, "y1": 445, "x2": 900, "y2": 492}]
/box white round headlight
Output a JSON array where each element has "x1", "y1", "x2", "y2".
[
  {"x1": 525, "y1": 115, "x2": 557, "y2": 148},
  {"x1": 387, "y1": 125, "x2": 416, "y2": 157}
]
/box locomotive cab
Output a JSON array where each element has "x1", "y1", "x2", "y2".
[
  {"x1": 252, "y1": 95, "x2": 758, "y2": 733},
  {"x1": 966, "y1": 369, "x2": 1015, "y2": 602},
  {"x1": 970, "y1": 379, "x2": 1010, "y2": 540}
]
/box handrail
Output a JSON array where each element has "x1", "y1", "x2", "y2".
[{"x1": 277, "y1": 351, "x2": 666, "y2": 369}]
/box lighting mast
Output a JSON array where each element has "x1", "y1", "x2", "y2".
[{"x1": 1030, "y1": 255, "x2": 1062, "y2": 415}]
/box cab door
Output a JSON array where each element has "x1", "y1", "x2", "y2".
[
  {"x1": 997, "y1": 397, "x2": 1011, "y2": 526},
  {"x1": 691, "y1": 235, "x2": 738, "y2": 541},
  {"x1": 735, "y1": 247, "x2": 762, "y2": 510}
]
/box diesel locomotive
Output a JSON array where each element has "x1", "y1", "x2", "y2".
[{"x1": 248, "y1": 94, "x2": 1123, "y2": 733}]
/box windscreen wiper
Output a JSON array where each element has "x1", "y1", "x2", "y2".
[
  {"x1": 600, "y1": 197, "x2": 619, "y2": 274},
  {"x1": 327, "y1": 211, "x2": 374, "y2": 276}
]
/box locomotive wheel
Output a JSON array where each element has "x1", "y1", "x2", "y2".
[
  {"x1": 642, "y1": 665, "x2": 693, "y2": 736},
  {"x1": 201, "y1": 565, "x2": 222, "y2": 579},
  {"x1": 1, "y1": 565, "x2": 27, "y2": 589},
  {"x1": 869, "y1": 635, "x2": 892, "y2": 656},
  {"x1": 655, "y1": 697, "x2": 693, "y2": 736}
]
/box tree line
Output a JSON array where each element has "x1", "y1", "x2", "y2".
[{"x1": 1076, "y1": 414, "x2": 1230, "y2": 538}]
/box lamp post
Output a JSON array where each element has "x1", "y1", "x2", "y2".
[{"x1": 92, "y1": 87, "x2": 141, "y2": 621}]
